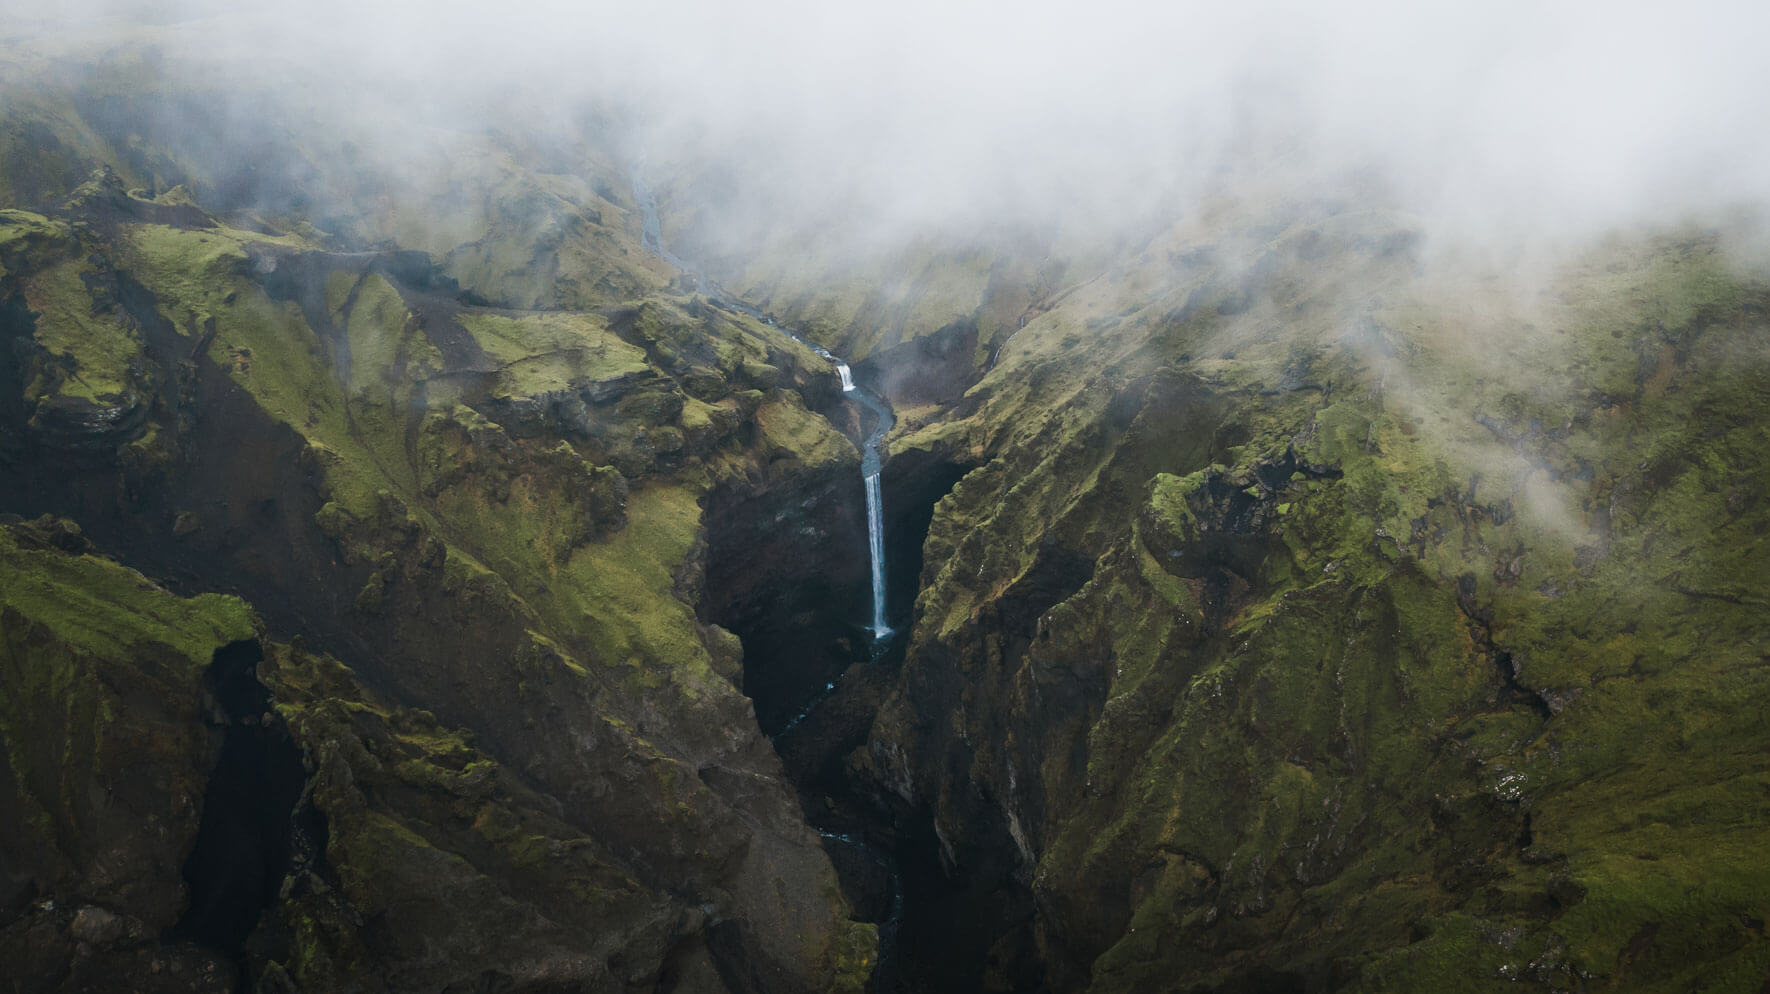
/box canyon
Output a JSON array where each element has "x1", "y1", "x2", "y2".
[{"x1": 2, "y1": 20, "x2": 1770, "y2": 994}]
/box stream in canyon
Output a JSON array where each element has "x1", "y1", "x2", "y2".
[
  {"x1": 630, "y1": 170, "x2": 1034, "y2": 993},
  {"x1": 630, "y1": 168, "x2": 932, "y2": 986}
]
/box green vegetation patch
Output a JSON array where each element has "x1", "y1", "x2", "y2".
[
  {"x1": 558, "y1": 484, "x2": 719, "y2": 693},
  {"x1": 755, "y1": 395, "x2": 856, "y2": 470},
  {"x1": 0, "y1": 208, "x2": 70, "y2": 280},
  {"x1": 460, "y1": 310, "x2": 650, "y2": 398},
  {"x1": 344, "y1": 271, "x2": 441, "y2": 392},
  {"x1": 16, "y1": 257, "x2": 141, "y2": 403},
  {"x1": 0, "y1": 520, "x2": 256, "y2": 918},
  {"x1": 0, "y1": 521, "x2": 255, "y2": 663}
]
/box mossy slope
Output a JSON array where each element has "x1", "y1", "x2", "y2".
[
  {"x1": 860, "y1": 205, "x2": 1770, "y2": 991},
  {"x1": 0, "y1": 516, "x2": 254, "y2": 991},
  {"x1": 0, "y1": 145, "x2": 867, "y2": 989}
]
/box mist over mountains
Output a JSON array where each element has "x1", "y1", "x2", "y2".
[
  {"x1": 3, "y1": 4, "x2": 1769, "y2": 993},
  {"x1": 9, "y1": 0, "x2": 1769, "y2": 254}
]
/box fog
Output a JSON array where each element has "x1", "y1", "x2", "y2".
[
  {"x1": 5, "y1": 0, "x2": 1769, "y2": 256},
  {"x1": 3, "y1": 0, "x2": 1763, "y2": 560}
]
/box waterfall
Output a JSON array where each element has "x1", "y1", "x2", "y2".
[
  {"x1": 631, "y1": 163, "x2": 894, "y2": 643},
  {"x1": 865, "y1": 472, "x2": 889, "y2": 637},
  {"x1": 853, "y1": 380, "x2": 895, "y2": 643}
]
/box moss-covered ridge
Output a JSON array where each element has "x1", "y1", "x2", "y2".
[
  {"x1": 0, "y1": 516, "x2": 829, "y2": 991},
  {"x1": 860, "y1": 205, "x2": 1770, "y2": 991},
  {"x1": 0, "y1": 516, "x2": 253, "y2": 989},
  {"x1": 0, "y1": 34, "x2": 674, "y2": 312},
  {"x1": 0, "y1": 160, "x2": 870, "y2": 990}
]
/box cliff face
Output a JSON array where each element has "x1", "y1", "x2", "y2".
[
  {"x1": 850, "y1": 206, "x2": 1770, "y2": 991},
  {"x1": 4, "y1": 27, "x2": 1770, "y2": 994},
  {"x1": 0, "y1": 78, "x2": 875, "y2": 990}
]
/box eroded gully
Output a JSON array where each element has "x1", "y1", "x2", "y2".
[{"x1": 629, "y1": 167, "x2": 914, "y2": 984}]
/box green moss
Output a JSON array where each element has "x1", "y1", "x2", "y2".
[
  {"x1": 0, "y1": 208, "x2": 70, "y2": 280},
  {"x1": 755, "y1": 395, "x2": 857, "y2": 470},
  {"x1": 678, "y1": 394, "x2": 721, "y2": 438},
  {"x1": 556, "y1": 484, "x2": 722, "y2": 694},
  {"x1": 866, "y1": 212, "x2": 1770, "y2": 992},
  {"x1": 828, "y1": 920, "x2": 879, "y2": 994},
  {"x1": 0, "y1": 98, "x2": 863, "y2": 989},
  {"x1": 117, "y1": 221, "x2": 422, "y2": 517},
  {"x1": 0, "y1": 521, "x2": 257, "y2": 911},
  {"x1": 460, "y1": 311, "x2": 650, "y2": 396},
  {"x1": 16, "y1": 257, "x2": 141, "y2": 403},
  {"x1": 323, "y1": 268, "x2": 356, "y2": 319},
  {"x1": 343, "y1": 272, "x2": 442, "y2": 393},
  {"x1": 0, "y1": 523, "x2": 255, "y2": 663},
  {"x1": 268, "y1": 641, "x2": 660, "y2": 984},
  {"x1": 121, "y1": 220, "x2": 306, "y2": 304},
  {"x1": 1145, "y1": 470, "x2": 1204, "y2": 538}
]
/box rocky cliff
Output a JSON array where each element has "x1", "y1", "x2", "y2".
[
  {"x1": 836, "y1": 207, "x2": 1770, "y2": 992},
  {"x1": 0, "y1": 66, "x2": 875, "y2": 990}
]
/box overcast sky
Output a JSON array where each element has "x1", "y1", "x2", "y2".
[{"x1": 7, "y1": 0, "x2": 1769, "y2": 248}]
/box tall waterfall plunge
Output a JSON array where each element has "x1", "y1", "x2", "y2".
[
  {"x1": 850, "y1": 371, "x2": 896, "y2": 642},
  {"x1": 777, "y1": 351, "x2": 892, "y2": 641},
  {"x1": 629, "y1": 165, "x2": 893, "y2": 643},
  {"x1": 865, "y1": 473, "x2": 888, "y2": 637},
  {"x1": 799, "y1": 355, "x2": 890, "y2": 640},
  {"x1": 730, "y1": 328, "x2": 892, "y2": 641}
]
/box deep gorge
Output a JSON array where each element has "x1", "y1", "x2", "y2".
[
  {"x1": 696, "y1": 350, "x2": 998, "y2": 990},
  {"x1": 3, "y1": 19, "x2": 1770, "y2": 993}
]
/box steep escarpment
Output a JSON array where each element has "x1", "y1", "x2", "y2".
[
  {"x1": 845, "y1": 208, "x2": 1770, "y2": 992},
  {"x1": 0, "y1": 163, "x2": 875, "y2": 991},
  {"x1": 0, "y1": 516, "x2": 257, "y2": 991},
  {"x1": 0, "y1": 516, "x2": 839, "y2": 992}
]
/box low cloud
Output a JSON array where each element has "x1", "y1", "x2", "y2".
[{"x1": 5, "y1": 0, "x2": 1768, "y2": 256}]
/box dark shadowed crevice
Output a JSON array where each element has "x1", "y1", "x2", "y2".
[
  {"x1": 170, "y1": 640, "x2": 312, "y2": 982},
  {"x1": 768, "y1": 455, "x2": 972, "y2": 790},
  {"x1": 881, "y1": 457, "x2": 971, "y2": 640},
  {"x1": 0, "y1": 292, "x2": 39, "y2": 457},
  {"x1": 993, "y1": 537, "x2": 1097, "y2": 670},
  {"x1": 872, "y1": 815, "x2": 1042, "y2": 994},
  {"x1": 866, "y1": 537, "x2": 1097, "y2": 994},
  {"x1": 699, "y1": 448, "x2": 975, "y2": 990},
  {"x1": 700, "y1": 462, "x2": 870, "y2": 737},
  {"x1": 1494, "y1": 651, "x2": 1554, "y2": 721}
]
